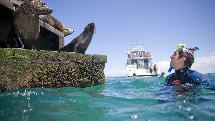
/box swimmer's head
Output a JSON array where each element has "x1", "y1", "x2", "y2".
[{"x1": 176, "y1": 44, "x2": 199, "y2": 68}]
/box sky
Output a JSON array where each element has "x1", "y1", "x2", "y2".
[{"x1": 45, "y1": 0, "x2": 215, "y2": 77}]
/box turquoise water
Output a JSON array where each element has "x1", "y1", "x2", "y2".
[{"x1": 1, "y1": 74, "x2": 215, "y2": 121}]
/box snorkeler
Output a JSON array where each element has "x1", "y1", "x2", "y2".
[{"x1": 165, "y1": 44, "x2": 215, "y2": 90}]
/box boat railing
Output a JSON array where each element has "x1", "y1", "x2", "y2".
[
  {"x1": 128, "y1": 51, "x2": 151, "y2": 59},
  {"x1": 130, "y1": 56, "x2": 152, "y2": 60}
]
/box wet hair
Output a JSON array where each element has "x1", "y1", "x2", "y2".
[{"x1": 178, "y1": 49, "x2": 194, "y2": 68}]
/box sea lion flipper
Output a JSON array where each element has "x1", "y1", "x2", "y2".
[{"x1": 17, "y1": 36, "x2": 24, "y2": 48}]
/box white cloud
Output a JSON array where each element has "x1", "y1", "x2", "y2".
[
  {"x1": 209, "y1": 51, "x2": 215, "y2": 56},
  {"x1": 192, "y1": 53, "x2": 215, "y2": 74},
  {"x1": 155, "y1": 60, "x2": 170, "y2": 75}
]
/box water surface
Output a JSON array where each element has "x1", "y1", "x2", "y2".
[{"x1": 1, "y1": 74, "x2": 215, "y2": 121}]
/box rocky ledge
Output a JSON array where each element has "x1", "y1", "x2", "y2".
[{"x1": 0, "y1": 48, "x2": 107, "y2": 92}]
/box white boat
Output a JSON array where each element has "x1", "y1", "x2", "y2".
[{"x1": 126, "y1": 45, "x2": 159, "y2": 77}]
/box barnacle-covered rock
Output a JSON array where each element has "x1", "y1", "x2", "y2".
[{"x1": 0, "y1": 48, "x2": 107, "y2": 92}]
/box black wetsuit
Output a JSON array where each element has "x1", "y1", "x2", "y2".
[{"x1": 165, "y1": 68, "x2": 215, "y2": 90}]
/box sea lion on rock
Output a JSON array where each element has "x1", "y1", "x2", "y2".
[
  {"x1": 12, "y1": 0, "x2": 52, "y2": 49},
  {"x1": 58, "y1": 22, "x2": 95, "y2": 54},
  {"x1": 39, "y1": 14, "x2": 74, "y2": 37}
]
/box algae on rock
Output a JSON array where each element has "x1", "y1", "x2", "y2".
[{"x1": 0, "y1": 48, "x2": 107, "y2": 91}]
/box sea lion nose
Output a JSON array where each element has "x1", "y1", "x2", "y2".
[{"x1": 91, "y1": 22, "x2": 95, "y2": 27}]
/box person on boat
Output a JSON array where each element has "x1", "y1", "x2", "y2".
[
  {"x1": 165, "y1": 44, "x2": 215, "y2": 90},
  {"x1": 153, "y1": 64, "x2": 157, "y2": 74},
  {"x1": 150, "y1": 64, "x2": 153, "y2": 73}
]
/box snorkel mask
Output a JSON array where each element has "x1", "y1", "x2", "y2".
[
  {"x1": 168, "y1": 44, "x2": 199, "y2": 73},
  {"x1": 177, "y1": 44, "x2": 199, "y2": 55}
]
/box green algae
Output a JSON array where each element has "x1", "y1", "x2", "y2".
[{"x1": 0, "y1": 48, "x2": 107, "y2": 91}]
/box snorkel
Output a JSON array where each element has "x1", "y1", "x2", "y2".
[
  {"x1": 168, "y1": 65, "x2": 173, "y2": 73},
  {"x1": 168, "y1": 44, "x2": 199, "y2": 73}
]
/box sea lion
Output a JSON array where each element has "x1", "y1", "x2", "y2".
[
  {"x1": 58, "y1": 22, "x2": 95, "y2": 54},
  {"x1": 12, "y1": 0, "x2": 52, "y2": 49},
  {"x1": 39, "y1": 14, "x2": 74, "y2": 37}
]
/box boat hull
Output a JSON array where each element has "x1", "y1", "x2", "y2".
[{"x1": 125, "y1": 65, "x2": 158, "y2": 77}]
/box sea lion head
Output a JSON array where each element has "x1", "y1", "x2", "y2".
[{"x1": 84, "y1": 22, "x2": 95, "y2": 34}]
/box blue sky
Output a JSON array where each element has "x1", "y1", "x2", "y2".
[{"x1": 46, "y1": 0, "x2": 215, "y2": 76}]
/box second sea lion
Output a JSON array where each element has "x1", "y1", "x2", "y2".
[{"x1": 58, "y1": 22, "x2": 95, "y2": 54}]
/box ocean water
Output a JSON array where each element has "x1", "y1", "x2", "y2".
[{"x1": 1, "y1": 74, "x2": 215, "y2": 121}]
